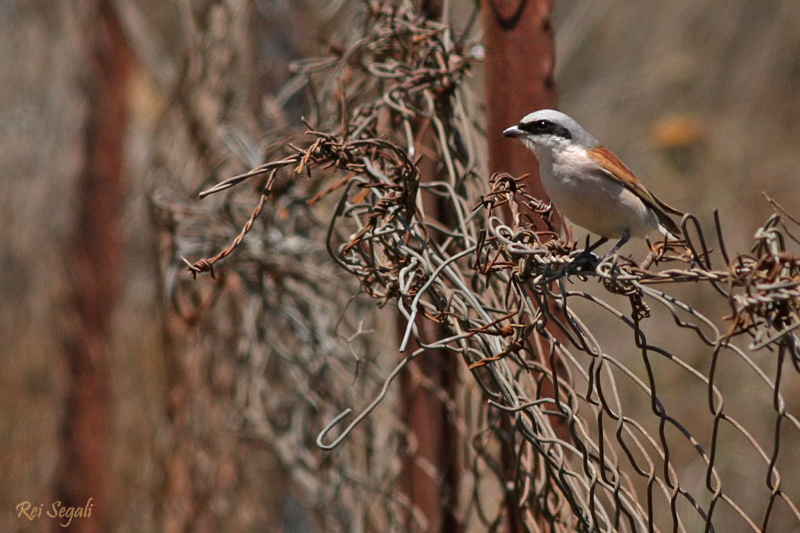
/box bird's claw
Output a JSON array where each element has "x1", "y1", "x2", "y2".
[{"x1": 566, "y1": 249, "x2": 602, "y2": 275}]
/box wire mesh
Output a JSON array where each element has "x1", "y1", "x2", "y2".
[{"x1": 166, "y1": 1, "x2": 800, "y2": 531}]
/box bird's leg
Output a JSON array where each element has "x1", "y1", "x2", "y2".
[
  {"x1": 567, "y1": 235, "x2": 608, "y2": 274},
  {"x1": 583, "y1": 235, "x2": 609, "y2": 255},
  {"x1": 603, "y1": 229, "x2": 630, "y2": 259}
]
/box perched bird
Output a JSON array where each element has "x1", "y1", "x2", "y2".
[{"x1": 502, "y1": 109, "x2": 683, "y2": 256}]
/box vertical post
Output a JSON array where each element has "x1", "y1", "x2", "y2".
[
  {"x1": 400, "y1": 321, "x2": 462, "y2": 533},
  {"x1": 60, "y1": 1, "x2": 132, "y2": 531},
  {"x1": 399, "y1": 3, "x2": 461, "y2": 532},
  {"x1": 481, "y1": 1, "x2": 565, "y2": 531},
  {"x1": 482, "y1": 0, "x2": 558, "y2": 193}
]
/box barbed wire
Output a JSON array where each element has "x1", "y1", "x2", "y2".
[{"x1": 173, "y1": 1, "x2": 800, "y2": 531}]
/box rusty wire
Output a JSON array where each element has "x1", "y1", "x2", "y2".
[{"x1": 172, "y1": 1, "x2": 800, "y2": 531}]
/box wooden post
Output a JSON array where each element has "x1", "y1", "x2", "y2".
[
  {"x1": 59, "y1": 1, "x2": 132, "y2": 531},
  {"x1": 398, "y1": 3, "x2": 462, "y2": 531},
  {"x1": 481, "y1": 1, "x2": 567, "y2": 531},
  {"x1": 482, "y1": 0, "x2": 558, "y2": 192}
]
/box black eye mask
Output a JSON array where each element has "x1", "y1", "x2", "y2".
[{"x1": 519, "y1": 119, "x2": 572, "y2": 140}]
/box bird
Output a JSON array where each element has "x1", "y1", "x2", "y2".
[{"x1": 502, "y1": 109, "x2": 683, "y2": 257}]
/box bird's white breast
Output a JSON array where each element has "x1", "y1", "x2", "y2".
[{"x1": 530, "y1": 143, "x2": 658, "y2": 239}]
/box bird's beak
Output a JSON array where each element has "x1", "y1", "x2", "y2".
[{"x1": 502, "y1": 126, "x2": 524, "y2": 138}]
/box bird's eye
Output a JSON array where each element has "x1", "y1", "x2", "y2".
[
  {"x1": 519, "y1": 119, "x2": 556, "y2": 135},
  {"x1": 516, "y1": 117, "x2": 571, "y2": 139}
]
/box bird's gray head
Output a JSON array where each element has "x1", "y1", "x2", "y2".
[{"x1": 502, "y1": 109, "x2": 600, "y2": 156}]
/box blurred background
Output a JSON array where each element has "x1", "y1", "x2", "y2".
[{"x1": 1, "y1": 0, "x2": 799, "y2": 531}]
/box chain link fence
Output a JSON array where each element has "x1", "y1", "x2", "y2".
[{"x1": 160, "y1": 1, "x2": 800, "y2": 530}]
